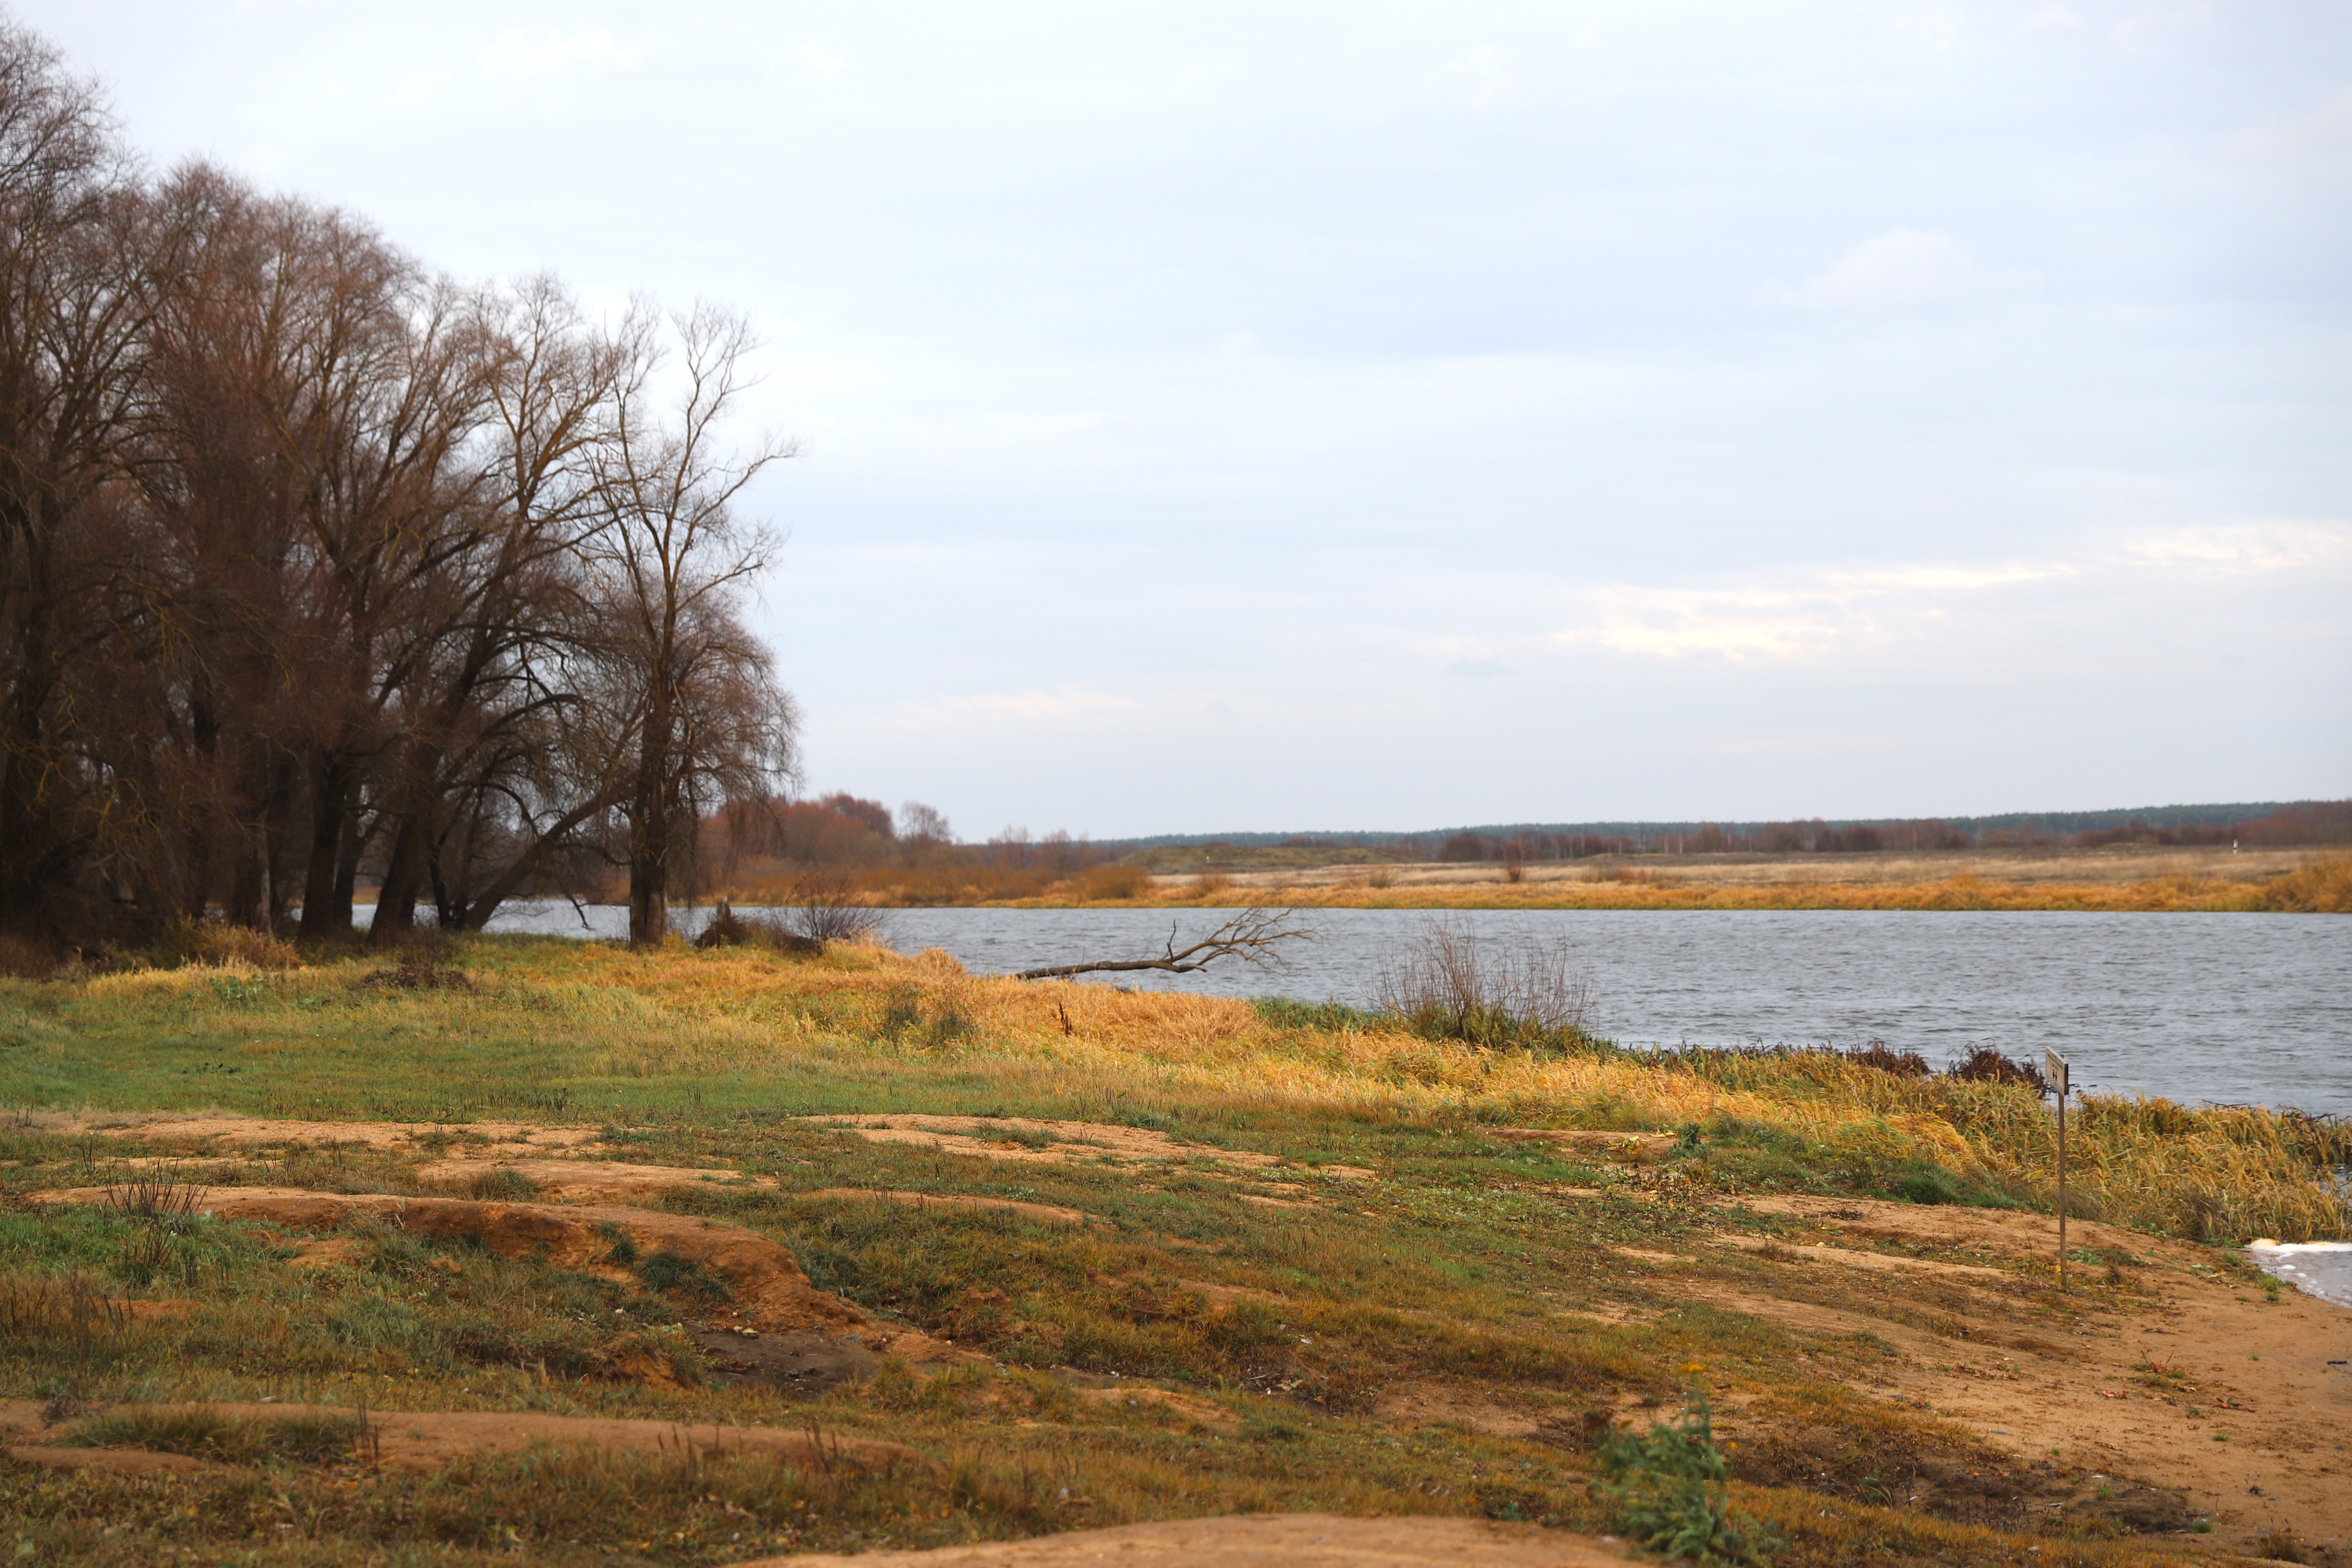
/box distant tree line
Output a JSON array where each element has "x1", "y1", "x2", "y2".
[
  {"x1": 700, "y1": 794, "x2": 1123, "y2": 904},
  {"x1": 1334, "y1": 800, "x2": 2352, "y2": 865},
  {"x1": 0, "y1": 21, "x2": 795, "y2": 949}
]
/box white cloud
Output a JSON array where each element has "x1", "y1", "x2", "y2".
[
  {"x1": 478, "y1": 28, "x2": 635, "y2": 82},
  {"x1": 2110, "y1": 6, "x2": 2215, "y2": 48},
  {"x1": 1441, "y1": 48, "x2": 1529, "y2": 106},
  {"x1": 387, "y1": 69, "x2": 454, "y2": 106},
  {"x1": 1773, "y1": 228, "x2": 1988, "y2": 313},
  {"x1": 1550, "y1": 528, "x2": 2347, "y2": 664},
  {"x1": 1553, "y1": 558, "x2": 2067, "y2": 661},
  {"x1": 793, "y1": 42, "x2": 848, "y2": 81},
  {"x1": 2230, "y1": 84, "x2": 2352, "y2": 160},
  {"x1": 2120, "y1": 520, "x2": 2352, "y2": 573},
  {"x1": 2019, "y1": 6, "x2": 2084, "y2": 34}
]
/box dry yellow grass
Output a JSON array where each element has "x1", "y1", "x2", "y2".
[
  {"x1": 545, "y1": 941, "x2": 2350, "y2": 1244},
  {"x1": 997, "y1": 863, "x2": 2344, "y2": 913}
]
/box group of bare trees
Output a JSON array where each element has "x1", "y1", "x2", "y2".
[{"x1": 0, "y1": 22, "x2": 796, "y2": 950}]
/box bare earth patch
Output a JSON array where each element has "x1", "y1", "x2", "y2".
[
  {"x1": 1499, "y1": 1129, "x2": 1679, "y2": 1160},
  {"x1": 800, "y1": 1114, "x2": 1281, "y2": 1169},
  {"x1": 26, "y1": 1185, "x2": 884, "y2": 1340},
  {"x1": 1711, "y1": 1191, "x2": 2352, "y2": 1554},
  {"x1": 1375, "y1": 1381, "x2": 1551, "y2": 1441},
  {"x1": 1713, "y1": 1233, "x2": 2013, "y2": 1281},
  {"x1": 413, "y1": 1157, "x2": 770, "y2": 1203},
  {"x1": 1071, "y1": 1386, "x2": 1239, "y2": 1433},
  {"x1": 1, "y1": 1442, "x2": 223, "y2": 1477},
  {"x1": 33, "y1": 1111, "x2": 602, "y2": 1153},
  {"x1": 749, "y1": 1513, "x2": 1630, "y2": 1566}
]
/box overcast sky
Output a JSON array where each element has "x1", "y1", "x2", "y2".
[{"x1": 28, "y1": 1, "x2": 2350, "y2": 835}]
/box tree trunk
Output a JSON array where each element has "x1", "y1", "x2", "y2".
[
  {"x1": 628, "y1": 811, "x2": 668, "y2": 947},
  {"x1": 330, "y1": 806, "x2": 367, "y2": 932},
  {"x1": 297, "y1": 759, "x2": 355, "y2": 940},
  {"x1": 370, "y1": 815, "x2": 424, "y2": 945},
  {"x1": 628, "y1": 695, "x2": 670, "y2": 947},
  {"x1": 454, "y1": 795, "x2": 613, "y2": 930}
]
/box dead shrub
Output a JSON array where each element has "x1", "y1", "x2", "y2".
[
  {"x1": 773, "y1": 875, "x2": 890, "y2": 945},
  {"x1": 1844, "y1": 1041, "x2": 1930, "y2": 1078},
  {"x1": 0, "y1": 932, "x2": 67, "y2": 976},
  {"x1": 1944, "y1": 1047, "x2": 2048, "y2": 1092},
  {"x1": 0, "y1": 1270, "x2": 131, "y2": 1378},
  {"x1": 1373, "y1": 915, "x2": 1593, "y2": 1051},
  {"x1": 153, "y1": 918, "x2": 301, "y2": 971},
  {"x1": 695, "y1": 900, "x2": 821, "y2": 955}
]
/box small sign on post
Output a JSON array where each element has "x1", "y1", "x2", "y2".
[{"x1": 2045, "y1": 1050, "x2": 2071, "y2": 1290}]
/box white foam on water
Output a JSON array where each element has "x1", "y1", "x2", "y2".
[{"x1": 2244, "y1": 1242, "x2": 2352, "y2": 1311}]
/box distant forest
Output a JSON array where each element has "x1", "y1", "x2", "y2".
[
  {"x1": 1112, "y1": 799, "x2": 2352, "y2": 863},
  {"x1": 682, "y1": 795, "x2": 2352, "y2": 906}
]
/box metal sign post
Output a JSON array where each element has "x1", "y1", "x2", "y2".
[{"x1": 2045, "y1": 1051, "x2": 2071, "y2": 1291}]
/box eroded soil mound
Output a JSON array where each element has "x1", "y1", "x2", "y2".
[
  {"x1": 413, "y1": 1157, "x2": 771, "y2": 1203},
  {"x1": 30, "y1": 1185, "x2": 871, "y2": 1337},
  {"x1": 800, "y1": 1114, "x2": 1282, "y2": 1170},
  {"x1": 34, "y1": 1112, "x2": 602, "y2": 1152},
  {"x1": 749, "y1": 1513, "x2": 1629, "y2": 1566}
]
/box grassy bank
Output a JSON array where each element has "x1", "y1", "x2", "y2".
[
  {"x1": 991, "y1": 856, "x2": 2352, "y2": 914},
  {"x1": 5, "y1": 935, "x2": 2343, "y2": 1250},
  {"x1": 0, "y1": 935, "x2": 2345, "y2": 1566}
]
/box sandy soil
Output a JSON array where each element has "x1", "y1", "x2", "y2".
[
  {"x1": 800, "y1": 1114, "x2": 1283, "y2": 1170},
  {"x1": 1707, "y1": 1193, "x2": 2352, "y2": 1554},
  {"x1": 0, "y1": 1400, "x2": 924, "y2": 1473},
  {"x1": 412, "y1": 1157, "x2": 769, "y2": 1203},
  {"x1": 746, "y1": 1514, "x2": 1632, "y2": 1566},
  {"x1": 1, "y1": 1442, "x2": 222, "y2": 1476},
  {"x1": 31, "y1": 1111, "x2": 603, "y2": 1152}
]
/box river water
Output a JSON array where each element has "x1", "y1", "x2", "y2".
[{"x1": 463, "y1": 902, "x2": 2352, "y2": 1119}]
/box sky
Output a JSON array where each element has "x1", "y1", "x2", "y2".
[{"x1": 25, "y1": 1, "x2": 2351, "y2": 837}]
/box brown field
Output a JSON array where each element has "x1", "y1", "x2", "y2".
[{"x1": 1010, "y1": 846, "x2": 2352, "y2": 913}]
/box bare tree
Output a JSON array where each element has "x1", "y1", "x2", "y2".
[
  {"x1": 0, "y1": 26, "x2": 175, "y2": 940},
  {"x1": 366, "y1": 275, "x2": 632, "y2": 941},
  {"x1": 0, "y1": 16, "x2": 812, "y2": 952},
  {"x1": 583, "y1": 303, "x2": 798, "y2": 946},
  {"x1": 1374, "y1": 915, "x2": 1592, "y2": 1048},
  {"x1": 1012, "y1": 906, "x2": 1315, "y2": 980},
  {"x1": 897, "y1": 800, "x2": 952, "y2": 845}
]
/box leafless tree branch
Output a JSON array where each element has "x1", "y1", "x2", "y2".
[{"x1": 1012, "y1": 906, "x2": 1315, "y2": 981}]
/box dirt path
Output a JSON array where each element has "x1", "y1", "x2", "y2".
[
  {"x1": 745, "y1": 1514, "x2": 1630, "y2": 1566},
  {"x1": 32, "y1": 1111, "x2": 603, "y2": 1151},
  {"x1": 800, "y1": 1114, "x2": 1284, "y2": 1169},
  {"x1": 1716, "y1": 1193, "x2": 2352, "y2": 1553}
]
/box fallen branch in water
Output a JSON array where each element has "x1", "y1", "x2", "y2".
[{"x1": 1012, "y1": 907, "x2": 1315, "y2": 980}]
